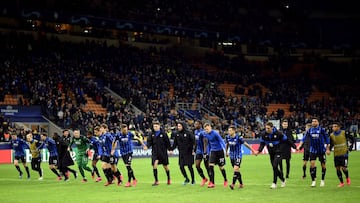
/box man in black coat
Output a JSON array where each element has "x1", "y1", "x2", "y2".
[
  {"x1": 170, "y1": 121, "x2": 196, "y2": 185},
  {"x1": 53, "y1": 132, "x2": 77, "y2": 181},
  {"x1": 279, "y1": 119, "x2": 295, "y2": 179}
]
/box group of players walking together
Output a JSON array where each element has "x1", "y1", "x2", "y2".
[{"x1": 10, "y1": 117, "x2": 355, "y2": 189}]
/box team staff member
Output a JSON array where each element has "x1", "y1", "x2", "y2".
[
  {"x1": 147, "y1": 121, "x2": 172, "y2": 186},
  {"x1": 170, "y1": 122, "x2": 196, "y2": 185},
  {"x1": 255, "y1": 122, "x2": 296, "y2": 189},
  {"x1": 279, "y1": 119, "x2": 295, "y2": 179},
  {"x1": 329, "y1": 122, "x2": 355, "y2": 187}
]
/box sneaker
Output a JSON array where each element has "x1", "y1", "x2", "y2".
[
  {"x1": 82, "y1": 178, "x2": 88, "y2": 183},
  {"x1": 346, "y1": 178, "x2": 351, "y2": 185},
  {"x1": 229, "y1": 184, "x2": 235, "y2": 190},
  {"x1": 223, "y1": 181, "x2": 228, "y2": 187},
  {"x1": 57, "y1": 176, "x2": 62, "y2": 181},
  {"x1": 27, "y1": 175, "x2": 31, "y2": 180},
  {"x1": 200, "y1": 178, "x2": 208, "y2": 186},
  {"x1": 286, "y1": 175, "x2": 289, "y2": 179},
  {"x1": 117, "y1": 180, "x2": 122, "y2": 186},
  {"x1": 120, "y1": 174, "x2": 124, "y2": 181},
  {"x1": 95, "y1": 177, "x2": 102, "y2": 182},
  {"x1": 311, "y1": 181, "x2": 316, "y2": 187},
  {"x1": 239, "y1": 184, "x2": 244, "y2": 188},
  {"x1": 152, "y1": 181, "x2": 159, "y2": 186},
  {"x1": 337, "y1": 182, "x2": 345, "y2": 187},
  {"x1": 19, "y1": 172, "x2": 23, "y2": 179},
  {"x1": 183, "y1": 179, "x2": 190, "y2": 185},
  {"x1": 104, "y1": 181, "x2": 114, "y2": 186},
  {"x1": 270, "y1": 183, "x2": 277, "y2": 189},
  {"x1": 191, "y1": 180, "x2": 196, "y2": 185},
  {"x1": 302, "y1": 175, "x2": 306, "y2": 179},
  {"x1": 125, "y1": 182, "x2": 131, "y2": 187},
  {"x1": 281, "y1": 180, "x2": 286, "y2": 188},
  {"x1": 66, "y1": 171, "x2": 70, "y2": 179},
  {"x1": 132, "y1": 179, "x2": 138, "y2": 186},
  {"x1": 320, "y1": 180, "x2": 325, "y2": 187},
  {"x1": 74, "y1": 172, "x2": 78, "y2": 179},
  {"x1": 167, "y1": 179, "x2": 171, "y2": 185},
  {"x1": 64, "y1": 177, "x2": 69, "y2": 182},
  {"x1": 38, "y1": 177, "x2": 43, "y2": 181},
  {"x1": 40, "y1": 169, "x2": 44, "y2": 177},
  {"x1": 207, "y1": 182, "x2": 215, "y2": 188}
]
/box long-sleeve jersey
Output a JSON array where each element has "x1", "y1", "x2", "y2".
[
  {"x1": 302, "y1": 126, "x2": 329, "y2": 154},
  {"x1": 88, "y1": 136, "x2": 101, "y2": 155},
  {"x1": 194, "y1": 128, "x2": 209, "y2": 154},
  {"x1": 99, "y1": 132, "x2": 115, "y2": 157},
  {"x1": 113, "y1": 131, "x2": 134, "y2": 155},
  {"x1": 69, "y1": 136, "x2": 90, "y2": 154},
  {"x1": 225, "y1": 134, "x2": 245, "y2": 159},
  {"x1": 40, "y1": 137, "x2": 58, "y2": 157},
  {"x1": 204, "y1": 130, "x2": 225, "y2": 152},
  {"x1": 10, "y1": 138, "x2": 28, "y2": 157},
  {"x1": 258, "y1": 128, "x2": 296, "y2": 155}
]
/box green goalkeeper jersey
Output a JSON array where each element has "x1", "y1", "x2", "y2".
[{"x1": 70, "y1": 136, "x2": 90, "y2": 154}]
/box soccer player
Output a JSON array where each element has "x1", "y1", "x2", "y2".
[
  {"x1": 69, "y1": 129, "x2": 92, "y2": 182},
  {"x1": 112, "y1": 124, "x2": 147, "y2": 187},
  {"x1": 255, "y1": 122, "x2": 296, "y2": 189},
  {"x1": 170, "y1": 122, "x2": 196, "y2": 185},
  {"x1": 99, "y1": 124, "x2": 121, "y2": 186},
  {"x1": 26, "y1": 133, "x2": 43, "y2": 180},
  {"x1": 225, "y1": 125, "x2": 256, "y2": 189},
  {"x1": 39, "y1": 133, "x2": 62, "y2": 180},
  {"x1": 87, "y1": 127, "x2": 102, "y2": 182},
  {"x1": 194, "y1": 120, "x2": 210, "y2": 186},
  {"x1": 147, "y1": 121, "x2": 172, "y2": 186},
  {"x1": 300, "y1": 123, "x2": 312, "y2": 179},
  {"x1": 279, "y1": 119, "x2": 295, "y2": 179},
  {"x1": 297, "y1": 117, "x2": 330, "y2": 187},
  {"x1": 329, "y1": 122, "x2": 355, "y2": 187},
  {"x1": 10, "y1": 133, "x2": 30, "y2": 179},
  {"x1": 203, "y1": 123, "x2": 227, "y2": 188}
]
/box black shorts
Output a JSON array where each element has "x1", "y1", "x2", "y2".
[
  {"x1": 303, "y1": 150, "x2": 310, "y2": 161},
  {"x1": 110, "y1": 155, "x2": 119, "y2": 165},
  {"x1": 209, "y1": 150, "x2": 225, "y2": 166},
  {"x1": 49, "y1": 156, "x2": 58, "y2": 166},
  {"x1": 195, "y1": 153, "x2": 209, "y2": 161},
  {"x1": 334, "y1": 155, "x2": 348, "y2": 167},
  {"x1": 152, "y1": 155, "x2": 169, "y2": 166},
  {"x1": 122, "y1": 153, "x2": 133, "y2": 165},
  {"x1": 31, "y1": 157, "x2": 41, "y2": 169},
  {"x1": 14, "y1": 156, "x2": 26, "y2": 163},
  {"x1": 230, "y1": 158, "x2": 242, "y2": 167},
  {"x1": 101, "y1": 155, "x2": 110, "y2": 163},
  {"x1": 309, "y1": 153, "x2": 326, "y2": 163}
]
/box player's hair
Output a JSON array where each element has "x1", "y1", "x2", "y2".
[
  {"x1": 100, "y1": 123, "x2": 108, "y2": 129},
  {"x1": 282, "y1": 119, "x2": 288, "y2": 123},
  {"x1": 41, "y1": 133, "x2": 48, "y2": 137},
  {"x1": 121, "y1": 124, "x2": 128, "y2": 128},
  {"x1": 203, "y1": 122, "x2": 211, "y2": 127},
  {"x1": 332, "y1": 121, "x2": 341, "y2": 126},
  {"x1": 228, "y1": 125, "x2": 236, "y2": 131},
  {"x1": 152, "y1": 121, "x2": 160, "y2": 126},
  {"x1": 266, "y1": 122, "x2": 274, "y2": 127},
  {"x1": 63, "y1": 129, "x2": 69, "y2": 133},
  {"x1": 94, "y1": 126, "x2": 100, "y2": 131}
]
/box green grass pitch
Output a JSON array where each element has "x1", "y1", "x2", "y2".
[{"x1": 0, "y1": 152, "x2": 359, "y2": 203}]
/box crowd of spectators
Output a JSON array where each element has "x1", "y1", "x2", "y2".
[{"x1": 0, "y1": 29, "x2": 359, "y2": 143}]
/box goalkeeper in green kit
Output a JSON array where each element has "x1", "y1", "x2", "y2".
[{"x1": 69, "y1": 129, "x2": 92, "y2": 182}]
